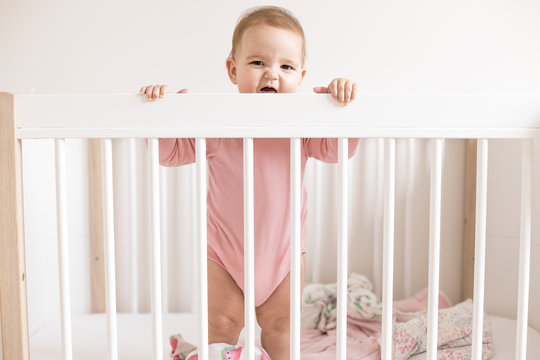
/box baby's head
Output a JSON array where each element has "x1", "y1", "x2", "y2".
[{"x1": 226, "y1": 6, "x2": 307, "y2": 94}]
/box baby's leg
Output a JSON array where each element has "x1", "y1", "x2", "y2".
[
  {"x1": 208, "y1": 259, "x2": 244, "y2": 345},
  {"x1": 255, "y1": 255, "x2": 305, "y2": 360}
]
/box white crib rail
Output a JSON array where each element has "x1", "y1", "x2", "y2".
[
  {"x1": 243, "y1": 138, "x2": 256, "y2": 360},
  {"x1": 195, "y1": 138, "x2": 208, "y2": 360},
  {"x1": 516, "y1": 140, "x2": 533, "y2": 360},
  {"x1": 290, "y1": 137, "x2": 302, "y2": 360},
  {"x1": 427, "y1": 139, "x2": 443, "y2": 358},
  {"x1": 128, "y1": 138, "x2": 140, "y2": 314},
  {"x1": 148, "y1": 139, "x2": 163, "y2": 360},
  {"x1": 2, "y1": 93, "x2": 540, "y2": 360},
  {"x1": 336, "y1": 138, "x2": 349, "y2": 359},
  {"x1": 54, "y1": 139, "x2": 73, "y2": 360},
  {"x1": 102, "y1": 139, "x2": 119, "y2": 359},
  {"x1": 13, "y1": 93, "x2": 540, "y2": 139},
  {"x1": 381, "y1": 138, "x2": 396, "y2": 360},
  {"x1": 472, "y1": 139, "x2": 488, "y2": 360}
]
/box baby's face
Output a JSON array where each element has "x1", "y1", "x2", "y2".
[{"x1": 226, "y1": 24, "x2": 306, "y2": 93}]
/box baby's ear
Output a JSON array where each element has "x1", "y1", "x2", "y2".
[
  {"x1": 298, "y1": 68, "x2": 307, "y2": 86},
  {"x1": 226, "y1": 57, "x2": 238, "y2": 85}
]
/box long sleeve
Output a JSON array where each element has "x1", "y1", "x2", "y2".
[
  {"x1": 156, "y1": 138, "x2": 221, "y2": 167},
  {"x1": 302, "y1": 138, "x2": 360, "y2": 163}
]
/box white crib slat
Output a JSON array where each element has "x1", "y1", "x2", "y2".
[
  {"x1": 128, "y1": 138, "x2": 139, "y2": 314},
  {"x1": 403, "y1": 138, "x2": 416, "y2": 298},
  {"x1": 290, "y1": 138, "x2": 302, "y2": 360},
  {"x1": 149, "y1": 139, "x2": 163, "y2": 360},
  {"x1": 101, "y1": 139, "x2": 118, "y2": 360},
  {"x1": 337, "y1": 138, "x2": 349, "y2": 359},
  {"x1": 54, "y1": 139, "x2": 73, "y2": 360},
  {"x1": 243, "y1": 138, "x2": 256, "y2": 359},
  {"x1": 373, "y1": 138, "x2": 385, "y2": 297},
  {"x1": 312, "y1": 160, "x2": 322, "y2": 283},
  {"x1": 196, "y1": 138, "x2": 209, "y2": 360},
  {"x1": 472, "y1": 139, "x2": 488, "y2": 360},
  {"x1": 160, "y1": 165, "x2": 169, "y2": 313},
  {"x1": 381, "y1": 138, "x2": 395, "y2": 360},
  {"x1": 515, "y1": 139, "x2": 532, "y2": 360},
  {"x1": 191, "y1": 166, "x2": 198, "y2": 313},
  {"x1": 427, "y1": 139, "x2": 443, "y2": 359}
]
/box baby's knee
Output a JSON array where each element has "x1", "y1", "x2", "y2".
[
  {"x1": 258, "y1": 315, "x2": 290, "y2": 336},
  {"x1": 209, "y1": 314, "x2": 244, "y2": 337}
]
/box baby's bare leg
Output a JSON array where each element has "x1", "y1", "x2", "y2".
[
  {"x1": 208, "y1": 259, "x2": 244, "y2": 344},
  {"x1": 255, "y1": 255, "x2": 305, "y2": 360}
]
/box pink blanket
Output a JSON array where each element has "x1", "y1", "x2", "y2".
[
  {"x1": 300, "y1": 288, "x2": 453, "y2": 359},
  {"x1": 170, "y1": 275, "x2": 494, "y2": 359}
]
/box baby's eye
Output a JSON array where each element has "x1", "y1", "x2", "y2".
[
  {"x1": 281, "y1": 64, "x2": 294, "y2": 71},
  {"x1": 250, "y1": 61, "x2": 264, "y2": 66}
]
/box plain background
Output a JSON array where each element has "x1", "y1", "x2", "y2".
[{"x1": 1, "y1": 0, "x2": 540, "y2": 353}]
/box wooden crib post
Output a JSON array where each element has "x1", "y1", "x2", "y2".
[
  {"x1": 0, "y1": 92, "x2": 30, "y2": 359},
  {"x1": 88, "y1": 139, "x2": 106, "y2": 313},
  {"x1": 462, "y1": 139, "x2": 477, "y2": 301}
]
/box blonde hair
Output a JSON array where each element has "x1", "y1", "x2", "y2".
[{"x1": 229, "y1": 6, "x2": 306, "y2": 65}]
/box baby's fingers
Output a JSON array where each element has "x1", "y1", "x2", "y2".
[
  {"x1": 139, "y1": 84, "x2": 171, "y2": 101},
  {"x1": 313, "y1": 86, "x2": 329, "y2": 93},
  {"x1": 154, "y1": 85, "x2": 171, "y2": 100},
  {"x1": 329, "y1": 80, "x2": 339, "y2": 101},
  {"x1": 343, "y1": 81, "x2": 357, "y2": 105},
  {"x1": 337, "y1": 78, "x2": 347, "y2": 104}
]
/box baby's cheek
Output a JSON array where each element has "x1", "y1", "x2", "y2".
[{"x1": 237, "y1": 83, "x2": 256, "y2": 94}]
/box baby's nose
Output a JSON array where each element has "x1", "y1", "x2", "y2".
[{"x1": 264, "y1": 69, "x2": 279, "y2": 80}]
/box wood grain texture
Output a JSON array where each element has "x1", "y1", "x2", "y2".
[
  {"x1": 0, "y1": 92, "x2": 30, "y2": 359},
  {"x1": 462, "y1": 139, "x2": 477, "y2": 301},
  {"x1": 88, "y1": 139, "x2": 106, "y2": 313}
]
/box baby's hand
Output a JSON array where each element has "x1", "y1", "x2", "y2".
[
  {"x1": 139, "y1": 84, "x2": 188, "y2": 101},
  {"x1": 313, "y1": 78, "x2": 357, "y2": 106}
]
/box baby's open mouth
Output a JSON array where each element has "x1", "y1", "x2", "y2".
[{"x1": 259, "y1": 87, "x2": 277, "y2": 93}]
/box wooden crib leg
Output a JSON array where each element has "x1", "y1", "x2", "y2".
[{"x1": 0, "y1": 92, "x2": 30, "y2": 359}]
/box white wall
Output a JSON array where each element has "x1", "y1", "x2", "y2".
[{"x1": 1, "y1": 0, "x2": 540, "y2": 350}]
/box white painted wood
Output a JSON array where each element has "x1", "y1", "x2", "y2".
[
  {"x1": 54, "y1": 139, "x2": 73, "y2": 360},
  {"x1": 381, "y1": 138, "x2": 395, "y2": 360},
  {"x1": 515, "y1": 140, "x2": 532, "y2": 360},
  {"x1": 148, "y1": 139, "x2": 163, "y2": 360},
  {"x1": 426, "y1": 139, "x2": 443, "y2": 359},
  {"x1": 160, "y1": 165, "x2": 169, "y2": 314},
  {"x1": 191, "y1": 166, "x2": 197, "y2": 314},
  {"x1": 14, "y1": 94, "x2": 540, "y2": 139},
  {"x1": 336, "y1": 138, "x2": 349, "y2": 360},
  {"x1": 471, "y1": 139, "x2": 488, "y2": 360},
  {"x1": 101, "y1": 139, "x2": 118, "y2": 360},
  {"x1": 243, "y1": 138, "x2": 255, "y2": 360},
  {"x1": 311, "y1": 161, "x2": 322, "y2": 284},
  {"x1": 128, "y1": 138, "x2": 139, "y2": 314},
  {"x1": 290, "y1": 138, "x2": 302, "y2": 360},
  {"x1": 403, "y1": 138, "x2": 416, "y2": 298},
  {"x1": 20, "y1": 127, "x2": 540, "y2": 139},
  {"x1": 373, "y1": 138, "x2": 385, "y2": 297},
  {"x1": 196, "y1": 139, "x2": 208, "y2": 360}
]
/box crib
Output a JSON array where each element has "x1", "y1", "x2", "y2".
[{"x1": 1, "y1": 92, "x2": 540, "y2": 360}]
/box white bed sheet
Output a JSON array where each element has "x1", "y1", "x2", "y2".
[{"x1": 30, "y1": 313, "x2": 540, "y2": 359}]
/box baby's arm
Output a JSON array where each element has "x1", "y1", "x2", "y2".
[
  {"x1": 303, "y1": 138, "x2": 360, "y2": 163},
  {"x1": 139, "y1": 84, "x2": 199, "y2": 167},
  {"x1": 309, "y1": 79, "x2": 359, "y2": 160},
  {"x1": 313, "y1": 78, "x2": 357, "y2": 106}
]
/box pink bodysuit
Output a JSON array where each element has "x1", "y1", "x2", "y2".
[{"x1": 158, "y1": 138, "x2": 359, "y2": 307}]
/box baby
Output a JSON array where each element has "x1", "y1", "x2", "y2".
[{"x1": 140, "y1": 6, "x2": 359, "y2": 360}]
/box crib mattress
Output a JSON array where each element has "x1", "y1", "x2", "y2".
[{"x1": 30, "y1": 313, "x2": 540, "y2": 359}]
